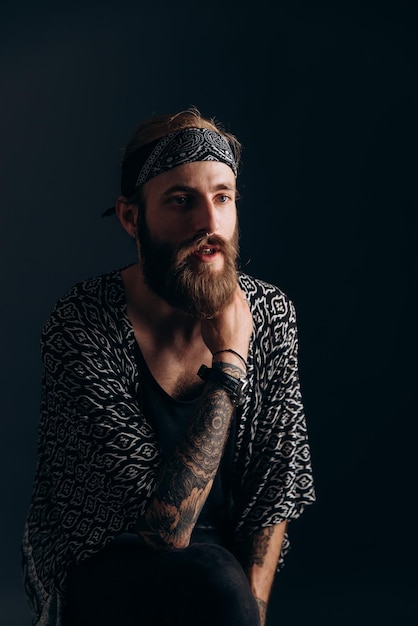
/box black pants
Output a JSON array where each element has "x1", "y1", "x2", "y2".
[{"x1": 64, "y1": 538, "x2": 260, "y2": 626}]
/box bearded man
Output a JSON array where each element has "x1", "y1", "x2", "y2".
[{"x1": 22, "y1": 108, "x2": 315, "y2": 626}]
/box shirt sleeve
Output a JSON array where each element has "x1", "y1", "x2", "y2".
[
  {"x1": 232, "y1": 291, "x2": 315, "y2": 564},
  {"x1": 32, "y1": 290, "x2": 160, "y2": 565},
  {"x1": 22, "y1": 279, "x2": 161, "y2": 622}
]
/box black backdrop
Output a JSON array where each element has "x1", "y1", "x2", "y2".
[{"x1": 1, "y1": 1, "x2": 417, "y2": 624}]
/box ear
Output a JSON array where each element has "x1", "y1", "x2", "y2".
[{"x1": 115, "y1": 196, "x2": 139, "y2": 238}]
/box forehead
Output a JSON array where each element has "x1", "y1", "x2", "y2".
[{"x1": 143, "y1": 161, "x2": 236, "y2": 197}]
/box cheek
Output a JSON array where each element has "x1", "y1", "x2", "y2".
[
  {"x1": 224, "y1": 211, "x2": 238, "y2": 238},
  {"x1": 142, "y1": 207, "x2": 171, "y2": 239}
]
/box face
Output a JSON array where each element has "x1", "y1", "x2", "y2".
[{"x1": 137, "y1": 161, "x2": 239, "y2": 318}]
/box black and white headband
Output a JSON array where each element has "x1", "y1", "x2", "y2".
[{"x1": 136, "y1": 127, "x2": 237, "y2": 185}]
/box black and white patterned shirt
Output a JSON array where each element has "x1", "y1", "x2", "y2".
[{"x1": 22, "y1": 268, "x2": 315, "y2": 625}]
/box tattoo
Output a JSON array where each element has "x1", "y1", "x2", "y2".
[
  {"x1": 212, "y1": 360, "x2": 246, "y2": 378},
  {"x1": 144, "y1": 375, "x2": 235, "y2": 548},
  {"x1": 255, "y1": 597, "x2": 267, "y2": 626},
  {"x1": 235, "y1": 526, "x2": 274, "y2": 569},
  {"x1": 249, "y1": 526, "x2": 274, "y2": 567}
]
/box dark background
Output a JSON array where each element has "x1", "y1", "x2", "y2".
[{"x1": 1, "y1": 0, "x2": 417, "y2": 624}]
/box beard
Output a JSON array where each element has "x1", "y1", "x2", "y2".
[{"x1": 137, "y1": 217, "x2": 239, "y2": 319}]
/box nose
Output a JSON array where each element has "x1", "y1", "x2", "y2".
[{"x1": 193, "y1": 196, "x2": 219, "y2": 236}]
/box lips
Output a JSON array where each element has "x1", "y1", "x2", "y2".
[
  {"x1": 191, "y1": 242, "x2": 221, "y2": 262},
  {"x1": 196, "y1": 245, "x2": 217, "y2": 255}
]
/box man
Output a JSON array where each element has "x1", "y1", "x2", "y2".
[{"x1": 22, "y1": 108, "x2": 315, "y2": 625}]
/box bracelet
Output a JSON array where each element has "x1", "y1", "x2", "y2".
[{"x1": 212, "y1": 349, "x2": 248, "y2": 370}]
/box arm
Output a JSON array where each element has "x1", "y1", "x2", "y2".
[
  {"x1": 143, "y1": 361, "x2": 243, "y2": 549},
  {"x1": 229, "y1": 287, "x2": 315, "y2": 623},
  {"x1": 142, "y1": 287, "x2": 253, "y2": 549},
  {"x1": 242, "y1": 522, "x2": 288, "y2": 626}
]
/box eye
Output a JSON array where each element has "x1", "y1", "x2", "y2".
[
  {"x1": 171, "y1": 195, "x2": 190, "y2": 206},
  {"x1": 217, "y1": 194, "x2": 231, "y2": 203}
]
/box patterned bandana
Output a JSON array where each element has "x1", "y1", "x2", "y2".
[{"x1": 124, "y1": 127, "x2": 237, "y2": 192}]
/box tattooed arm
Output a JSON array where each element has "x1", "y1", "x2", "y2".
[
  {"x1": 141, "y1": 286, "x2": 253, "y2": 550},
  {"x1": 142, "y1": 361, "x2": 244, "y2": 549},
  {"x1": 237, "y1": 522, "x2": 288, "y2": 626}
]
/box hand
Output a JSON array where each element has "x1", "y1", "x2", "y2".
[{"x1": 201, "y1": 286, "x2": 253, "y2": 362}]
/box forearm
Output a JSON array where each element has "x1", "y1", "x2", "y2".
[
  {"x1": 143, "y1": 362, "x2": 243, "y2": 549},
  {"x1": 238, "y1": 521, "x2": 288, "y2": 626}
]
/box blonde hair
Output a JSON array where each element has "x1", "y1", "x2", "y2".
[{"x1": 123, "y1": 106, "x2": 242, "y2": 170}]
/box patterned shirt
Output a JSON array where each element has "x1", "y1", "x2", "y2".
[{"x1": 22, "y1": 268, "x2": 316, "y2": 625}]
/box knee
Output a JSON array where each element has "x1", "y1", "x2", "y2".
[
  {"x1": 185, "y1": 543, "x2": 245, "y2": 588},
  {"x1": 176, "y1": 544, "x2": 260, "y2": 625}
]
